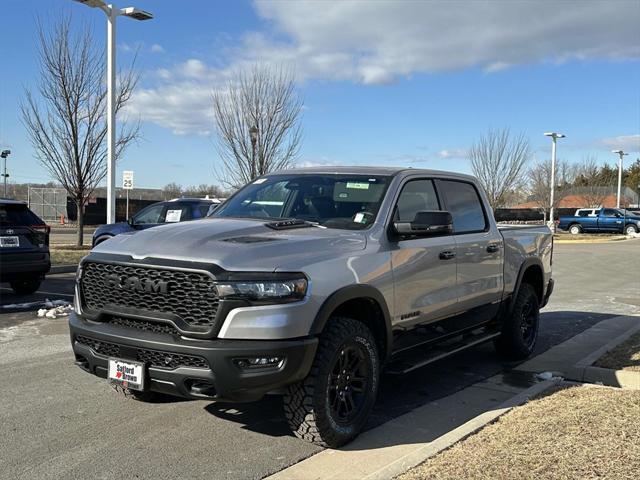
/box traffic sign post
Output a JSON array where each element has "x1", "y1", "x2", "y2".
[{"x1": 122, "y1": 171, "x2": 134, "y2": 221}]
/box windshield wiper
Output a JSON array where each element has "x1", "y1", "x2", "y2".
[{"x1": 264, "y1": 218, "x2": 324, "y2": 230}]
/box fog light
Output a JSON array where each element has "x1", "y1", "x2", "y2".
[{"x1": 233, "y1": 356, "x2": 284, "y2": 369}]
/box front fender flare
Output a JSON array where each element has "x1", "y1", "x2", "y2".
[{"x1": 310, "y1": 284, "x2": 393, "y2": 360}]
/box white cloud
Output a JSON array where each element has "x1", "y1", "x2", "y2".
[
  {"x1": 129, "y1": 0, "x2": 640, "y2": 134},
  {"x1": 437, "y1": 149, "x2": 468, "y2": 159},
  {"x1": 599, "y1": 134, "x2": 640, "y2": 153},
  {"x1": 150, "y1": 43, "x2": 165, "y2": 54}
]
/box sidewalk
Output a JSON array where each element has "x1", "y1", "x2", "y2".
[{"x1": 268, "y1": 314, "x2": 639, "y2": 480}]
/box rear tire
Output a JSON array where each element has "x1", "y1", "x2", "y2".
[
  {"x1": 10, "y1": 277, "x2": 42, "y2": 295},
  {"x1": 494, "y1": 283, "x2": 540, "y2": 360},
  {"x1": 625, "y1": 224, "x2": 638, "y2": 235},
  {"x1": 284, "y1": 317, "x2": 380, "y2": 448},
  {"x1": 569, "y1": 224, "x2": 582, "y2": 235}
]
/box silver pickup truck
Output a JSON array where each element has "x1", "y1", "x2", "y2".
[{"x1": 70, "y1": 167, "x2": 553, "y2": 447}]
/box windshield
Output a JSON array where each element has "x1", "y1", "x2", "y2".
[{"x1": 212, "y1": 174, "x2": 391, "y2": 230}]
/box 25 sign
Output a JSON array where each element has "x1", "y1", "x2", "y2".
[{"x1": 123, "y1": 170, "x2": 134, "y2": 190}]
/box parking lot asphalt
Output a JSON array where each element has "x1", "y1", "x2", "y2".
[{"x1": 0, "y1": 239, "x2": 638, "y2": 480}]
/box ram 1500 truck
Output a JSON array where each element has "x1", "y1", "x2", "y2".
[
  {"x1": 70, "y1": 167, "x2": 553, "y2": 447},
  {"x1": 558, "y1": 207, "x2": 640, "y2": 235}
]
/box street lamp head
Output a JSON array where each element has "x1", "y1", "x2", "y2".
[
  {"x1": 544, "y1": 132, "x2": 565, "y2": 138},
  {"x1": 72, "y1": 0, "x2": 107, "y2": 8},
  {"x1": 0, "y1": 150, "x2": 10, "y2": 158},
  {"x1": 611, "y1": 150, "x2": 628, "y2": 156},
  {"x1": 121, "y1": 7, "x2": 154, "y2": 20}
]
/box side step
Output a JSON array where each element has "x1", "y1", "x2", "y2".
[{"x1": 385, "y1": 330, "x2": 501, "y2": 375}]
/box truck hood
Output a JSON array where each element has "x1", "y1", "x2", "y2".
[{"x1": 92, "y1": 217, "x2": 367, "y2": 271}]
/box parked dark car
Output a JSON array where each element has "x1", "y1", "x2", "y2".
[
  {"x1": 92, "y1": 198, "x2": 221, "y2": 247},
  {"x1": 558, "y1": 207, "x2": 640, "y2": 235},
  {"x1": 0, "y1": 199, "x2": 51, "y2": 294}
]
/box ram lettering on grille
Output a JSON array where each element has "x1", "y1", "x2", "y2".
[{"x1": 80, "y1": 262, "x2": 219, "y2": 327}]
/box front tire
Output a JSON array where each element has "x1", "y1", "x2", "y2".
[
  {"x1": 284, "y1": 317, "x2": 380, "y2": 448},
  {"x1": 494, "y1": 283, "x2": 540, "y2": 360},
  {"x1": 625, "y1": 224, "x2": 638, "y2": 235},
  {"x1": 10, "y1": 277, "x2": 42, "y2": 295},
  {"x1": 569, "y1": 224, "x2": 582, "y2": 235}
]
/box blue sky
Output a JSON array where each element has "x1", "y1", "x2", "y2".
[{"x1": 1, "y1": 0, "x2": 639, "y2": 189}]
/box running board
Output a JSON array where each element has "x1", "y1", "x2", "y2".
[{"x1": 385, "y1": 331, "x2": 501, "y2": 375}]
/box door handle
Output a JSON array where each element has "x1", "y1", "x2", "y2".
[
  {"x1": 439, "y1": 251, "x2": 456, "y2": 260},
  {"x1": 486, "y1": 244, "x2": 500, "y2": 253}
]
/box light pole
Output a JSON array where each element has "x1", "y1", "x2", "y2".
[
  {"x1": 249, "y1": 126, "x2": 259, "y2": 180},
  {"x1": 1, "y1": 150, "x2": 10, "y2": 197},
  {"x1": 72, "y1": 1, "x2": 153, "y2": 224},
  {"x1": 544, "y1": 132, "x2": 565, "y2": 230},
  {"x1": 611, "y1": 150, "x2": 628, "y2": 208}
]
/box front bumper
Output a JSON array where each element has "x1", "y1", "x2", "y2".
[
  {"x1": 69, "y1": 312, "x2": 318, "y2": 402},
  {"x1": 0, "y1": 251, "x2": 50, "y2": 282}
]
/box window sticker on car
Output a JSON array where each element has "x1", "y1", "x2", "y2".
[
  {"x1": 165, "y1": 209, "x2": 183, "y2": 222},
  {"x1": 354, "y1": 212, "x2": 365, "y2": 223},
  {"x1": 346, "y1": 182, "x2": 370, "y2": 190},
  {"x1": 253, "y1": 178, "x2": 267, "y2": 184}
]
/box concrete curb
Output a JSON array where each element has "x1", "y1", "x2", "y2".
[
  {"x1": 267, "y1": 378, "x2": 560, "y2": 480},
  {"x1": 363, "y1": 379, "x2": 560, "y2": 480},
  {"x1": 49, "y1": 265, "x2": 78, "y2": 274},
  {"x1": 566, "y1": 322, "x2": 640, "y2": 389}
]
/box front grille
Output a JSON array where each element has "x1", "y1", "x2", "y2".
[
  {"x1": 107, "y1": 316, "x2": 180, "y2": 336},
  {"x1": 80, "y1": 262, "x2": 219, "y2": 328},
  {"x1": 75, "y1": 335, "x2": 209, "y2": 369}
]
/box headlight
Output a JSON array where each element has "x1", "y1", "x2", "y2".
[{"x1": 216, "y1": 277, "x2": 308, "y2": 304}]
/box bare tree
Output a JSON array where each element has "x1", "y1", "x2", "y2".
[
  {"x1": 21, "y1": 18, "x2": 138, "y2": 246},
  {"x1": 527, "y1": 159, "x2": 570, "y2": 222},
  {"x1": 212, "y1": 65, "x2": 303, "y2": 188},
  {"x1": 470, "y1": 129, "x2": 531, "y2": 210}
]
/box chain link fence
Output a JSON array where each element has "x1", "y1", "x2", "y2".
[{"x1": 28, "y1": 187, "x2": 68, "y2": 222}]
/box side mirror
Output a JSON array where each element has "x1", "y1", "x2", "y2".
[
  {"x1": 393, "y1": 210, "x2": 453, "y2": 237},
  {"x1": 128, "y1": 217, "x2": 136, "y2": 226}
]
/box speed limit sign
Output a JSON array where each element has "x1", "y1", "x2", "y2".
[{"x1": 123, "y1": 170, "x2": 134, "y2": 190}]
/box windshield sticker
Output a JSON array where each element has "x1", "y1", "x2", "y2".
[
  {"x1": 253, "y1": 178, "x2": 267, "y2": 184},
  {"x1": 354, "y1": 212, "x2": 365, "y2": 223},
  {"x1": 165, "y1": 209, "x2": 183, "y2": 222},
  {"x1": 346, "y1": 182, "x2": 370, "y2": 190}
]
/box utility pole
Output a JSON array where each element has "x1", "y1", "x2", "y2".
[
  {"x1": 1, "y1": 150, "x2": 10, "y2": 197},
  {"x1": 611, "y1": 150, "x2": 628, "y2": 208},
  {"x1": 543, "y1": 133, "x2": 565, "y2": 231}
]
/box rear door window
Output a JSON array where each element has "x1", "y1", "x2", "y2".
[{"x1": 438, "y1": 180, "x2": 487, "y2": 234}]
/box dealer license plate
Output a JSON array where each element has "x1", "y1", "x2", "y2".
[
  {"x1": 108, "y1": 358, "x2": 145, "y2": 390},
  {"x1": 0, "y1": 236, "x2": 19, "y2": 247}
]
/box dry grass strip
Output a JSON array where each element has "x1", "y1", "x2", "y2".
[
  {"x1": 397, "y1": 384, "x2": 640, "y2": 480},
  {"x1": 594, "y1": 332, "x2": 640, "y2": 372}
]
